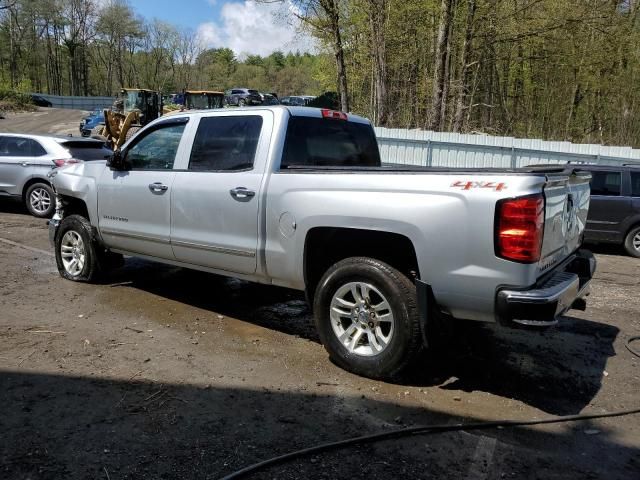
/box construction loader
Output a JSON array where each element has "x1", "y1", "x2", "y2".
[{"x1": 92, "y1": 88, "x2": 162, "y2": 149}]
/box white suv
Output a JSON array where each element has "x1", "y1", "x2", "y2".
[{"x1": 0, "y1": 134, "x2": 111, "y2": 217}]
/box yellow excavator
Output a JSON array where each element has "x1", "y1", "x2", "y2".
[{"x1": 92, "y1": 88, "x2": 162, "y2": 149}]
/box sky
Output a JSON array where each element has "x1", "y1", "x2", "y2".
[{"x1": 132, "y1": 0, "x2": 315, "y2": 57}]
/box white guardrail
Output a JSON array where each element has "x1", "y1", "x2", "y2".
[
  {"x1": 33, "y1": 93, "x2": 115, "y2": 111},
  {"x1": 374, "y1": 127, "x2": 640, "y2": 168}
]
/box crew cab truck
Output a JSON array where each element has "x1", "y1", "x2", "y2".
[{"x1": 48, "y1": 106, "x2": 596, "y2": 380}]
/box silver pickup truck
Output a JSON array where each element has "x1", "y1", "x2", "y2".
[{"x1": 49, "y1": 106, "x2": 596, "y2": 379}]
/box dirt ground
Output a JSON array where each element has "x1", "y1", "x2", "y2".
[
  {"x1": 1, "y1": 109, "x2": 639, "y2": 479},
  {"x1": 0, "y1": 107, "x2": 87, "y2": 136}
]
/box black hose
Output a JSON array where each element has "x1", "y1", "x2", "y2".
[
  {"x1": 627, "y1": 336, "x2": 640, "y2": 358},
  {"x1": 219, "y1": 407, "x2": 640, "y2": 479}
]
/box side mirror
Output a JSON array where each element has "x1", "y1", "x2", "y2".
[{"x1": 108, "y1": 149, "x2": 129, "y2": 171}]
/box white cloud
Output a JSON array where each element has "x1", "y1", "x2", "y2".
[{"x1": 196, "y1": 1, "x2": 316, "y2": 57}]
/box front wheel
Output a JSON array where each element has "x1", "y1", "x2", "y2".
[
  {"x1": 624, "y1": 226, "x2": 640, "y2": 258},
  {"x1": 238, "y1": 98, "x2": 246, "y2": 107},
  {"x1": 313, "y1": 257, "x2": 423, "y2": 380},
  {"x1": 54, "y1": 215, "x2": 102, "y2": 282}
]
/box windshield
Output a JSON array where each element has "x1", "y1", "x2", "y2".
[
  {"x1": 122, "y1": 91, "x2": 143, "y2": 111},
  {"x1": 187, "y1": 94, "x2": 209, "y2": 110},
  {"x1": 248, "y1": 89, "x2": 260, "y2": 95},
  {"x1": 186, "y1": 93, "x2": 224, "y2": 109}
]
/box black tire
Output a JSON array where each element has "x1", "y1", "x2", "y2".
[
  {"x1": 125, "y1": 125, "x2": 141, "y2": 141},
  {"x1": 624, "y1": 226, "x2": 640, "y2": 258},
  {"x1": 54, "y1": 215, "x2": 102, "y2": 282},
  {"x1": 313, "y1": 257, "x2": 423, "y2": 380},
  {"x1": 24, "y1": 182, "x2": 55, "y2": 218},
  {"x1": 238, "y1": 98, "x2": 246, "y2": 107}
]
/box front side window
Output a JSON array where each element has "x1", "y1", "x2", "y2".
[
  {"x1": 0, "y1": 137, "x2": 46, "y2": 157},
  {"x1": 631, "y1": 172, "x2": 640, "y2": 197},
  {"x1": 189, "y1": 116, "x2": 262, "y2": 171},
  {"x1": 126, "y1": 123, "x2": 185, "y2": 170},
  {"x1": 590, "y1": 171, "x2": 622, "y2": 196}
]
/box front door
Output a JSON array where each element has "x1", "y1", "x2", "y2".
[
  {"x1": 171, "y1": 113, "x2": 268, "y2": 274},
  {"x1": 98, "y1": 119, "x2": 188, "y2": 259}
]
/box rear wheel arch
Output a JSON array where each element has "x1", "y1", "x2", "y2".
[{"x1": 303, "y1": 227, "x2": 421, "y2": 302}]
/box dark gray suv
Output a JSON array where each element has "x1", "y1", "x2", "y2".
[
  {"x1": 224, "y1": 88, "x2": 262, "y2": 107},
  {"x1": 579, "y1": 164, "x2": 640, "y2": 257}
]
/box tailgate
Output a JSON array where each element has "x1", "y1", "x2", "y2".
[{"x1": 538, "y1": 170, "x2": 591, "y2": 275}]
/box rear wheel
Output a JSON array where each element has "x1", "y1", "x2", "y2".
[
  {"x1": 54, "y1": 215, "x2": 102, "y2": 282},
  {"x1": 25, "y1": 182, "x2": 55, "y2": 218},
  {"x1": 624, "y1": 226, "x2": 640, "y2": 258},
  {"x1": 313, "y1": 257, "x2": 423, "y2": 380}
]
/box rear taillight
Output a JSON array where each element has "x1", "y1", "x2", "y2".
[
  {"x1": 495, "y1": 194, "x2": 544, "y2": 263},
  {"x1": 53, "y1": 159, "x2": 81, "y2": 168},
  {"x1": 321, "y1": 109, "x2": 348, "y2": 120}
]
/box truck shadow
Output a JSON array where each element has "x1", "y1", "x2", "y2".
[
  {"x1": 108, "y1": 259, "x2": 617, "y2": 416},
  {"x1": 422, "y1": 316, "x2": 619, "y2": 415},
  {"x1": 2, "y1": 370, "x2": 638, "y2": 480}
]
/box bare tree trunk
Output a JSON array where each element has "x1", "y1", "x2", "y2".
[
  {"x1": 369, "y1": 0, "x2": 388, "y2": 125},
  {"x1": 453, "y1": 0, "x2": 476, "y2": 132},
  {"x1": 429, "y1": 0, "x2": 455, "y2": 130},
  {"x1": 322, "y1": 0, "x2": 350, "y2": 112}
]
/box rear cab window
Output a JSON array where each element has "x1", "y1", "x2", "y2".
[{"x1": 280, "y1": 115, "x2": 381, "y2": 169}]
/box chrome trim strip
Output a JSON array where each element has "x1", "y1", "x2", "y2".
[
  {"x1": 171, "y1": 239, "x2": 256, "y2": 258},
  {"x1": 100, "y1": 228, "x2": 170, "y2": 245}
]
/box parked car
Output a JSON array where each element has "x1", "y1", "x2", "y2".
[
  {"x1": 79, "y1": 109, "x2": 104, "y2": 137},
  {"x1": 0, "y1": 134, "x2": 111, "y2": 217},
  {"x1": 260, "y1": 93, "x2": 280, "y2": 105},
  {"x1": 48, "y1": 106, "x2": 595, "y2": 380},
  {"x1": 31, "y1": 94, "x2": 52, "y2": 108},
  {"x1": 577, "y1": 164, "x2": 640, "y2": 257},
  {"x1": 280, "y1": 95, "x2": 316, "y2": 106},
  {"x1": 224, "y1": 88, "x2": 262, "y2": 106}
]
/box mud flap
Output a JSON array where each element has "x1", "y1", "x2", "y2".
[{"x1": 415, "y1": 279, "x2": 431, "y2": 348}]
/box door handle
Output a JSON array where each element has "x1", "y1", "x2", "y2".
[
  {"x1": 148, "y1": 182, "x2": 168, "y2": 192},
  {"x1": 230, "y1": 187, "x2": 255, "y2": 201}
]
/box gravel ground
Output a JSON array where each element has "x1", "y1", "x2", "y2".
[
  {"x1": 0, "y1": 107, "x2": 87, "y2": 136},
  {"x1": 0, "y1": 200, "x2": 639, "y2": 480}
]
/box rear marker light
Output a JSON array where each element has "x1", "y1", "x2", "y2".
[
  {"x1": 495, "y1": 194, "x2": 544, "y2": 263},
  {"x1": 321, "y1": 109, "x2": 348, "y2": 120}
]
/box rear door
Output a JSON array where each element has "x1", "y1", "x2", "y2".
[
  {"x1": 585, "y1": 170, "x2": 631, "y2": 243},
  {"x1": 170, "y1": 111, "x2": 272, "y2": 274},
  {"x1": 0, "y1": 136, "x2": 50, "y2": 195},
  {"x1": 97, "y1": 118, "x2": 189, "y2": 259}
]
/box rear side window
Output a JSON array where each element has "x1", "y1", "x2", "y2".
[
  {"x1": 61, "y1": 142, "x2": 112, "y2": 161},
  {"x1": 231, "y1": 89, "x2": 243, "y2": 95},
  {"x1": 0, "y1": 137, "x2": 46, "y2": 157},
  {"x1": 590, "y1": 171, "x2": 621, "y2": 196},
  {"x1": 189, "y1": 116, "x2": 262, "y2": 171},
  {"x1": 631, "y1": 172, "x2": 640, "y2": 197},
  {"x1": 281, "y1": 117, "x2": 381, "y2": 169}
]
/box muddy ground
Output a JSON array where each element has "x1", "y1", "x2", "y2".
[
  {"x1": 0, "y1": 201, "x2": 639, "y2": 480},
  {"x1": 1, "y1": 108, "x2": 639, "y2": 479}
]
